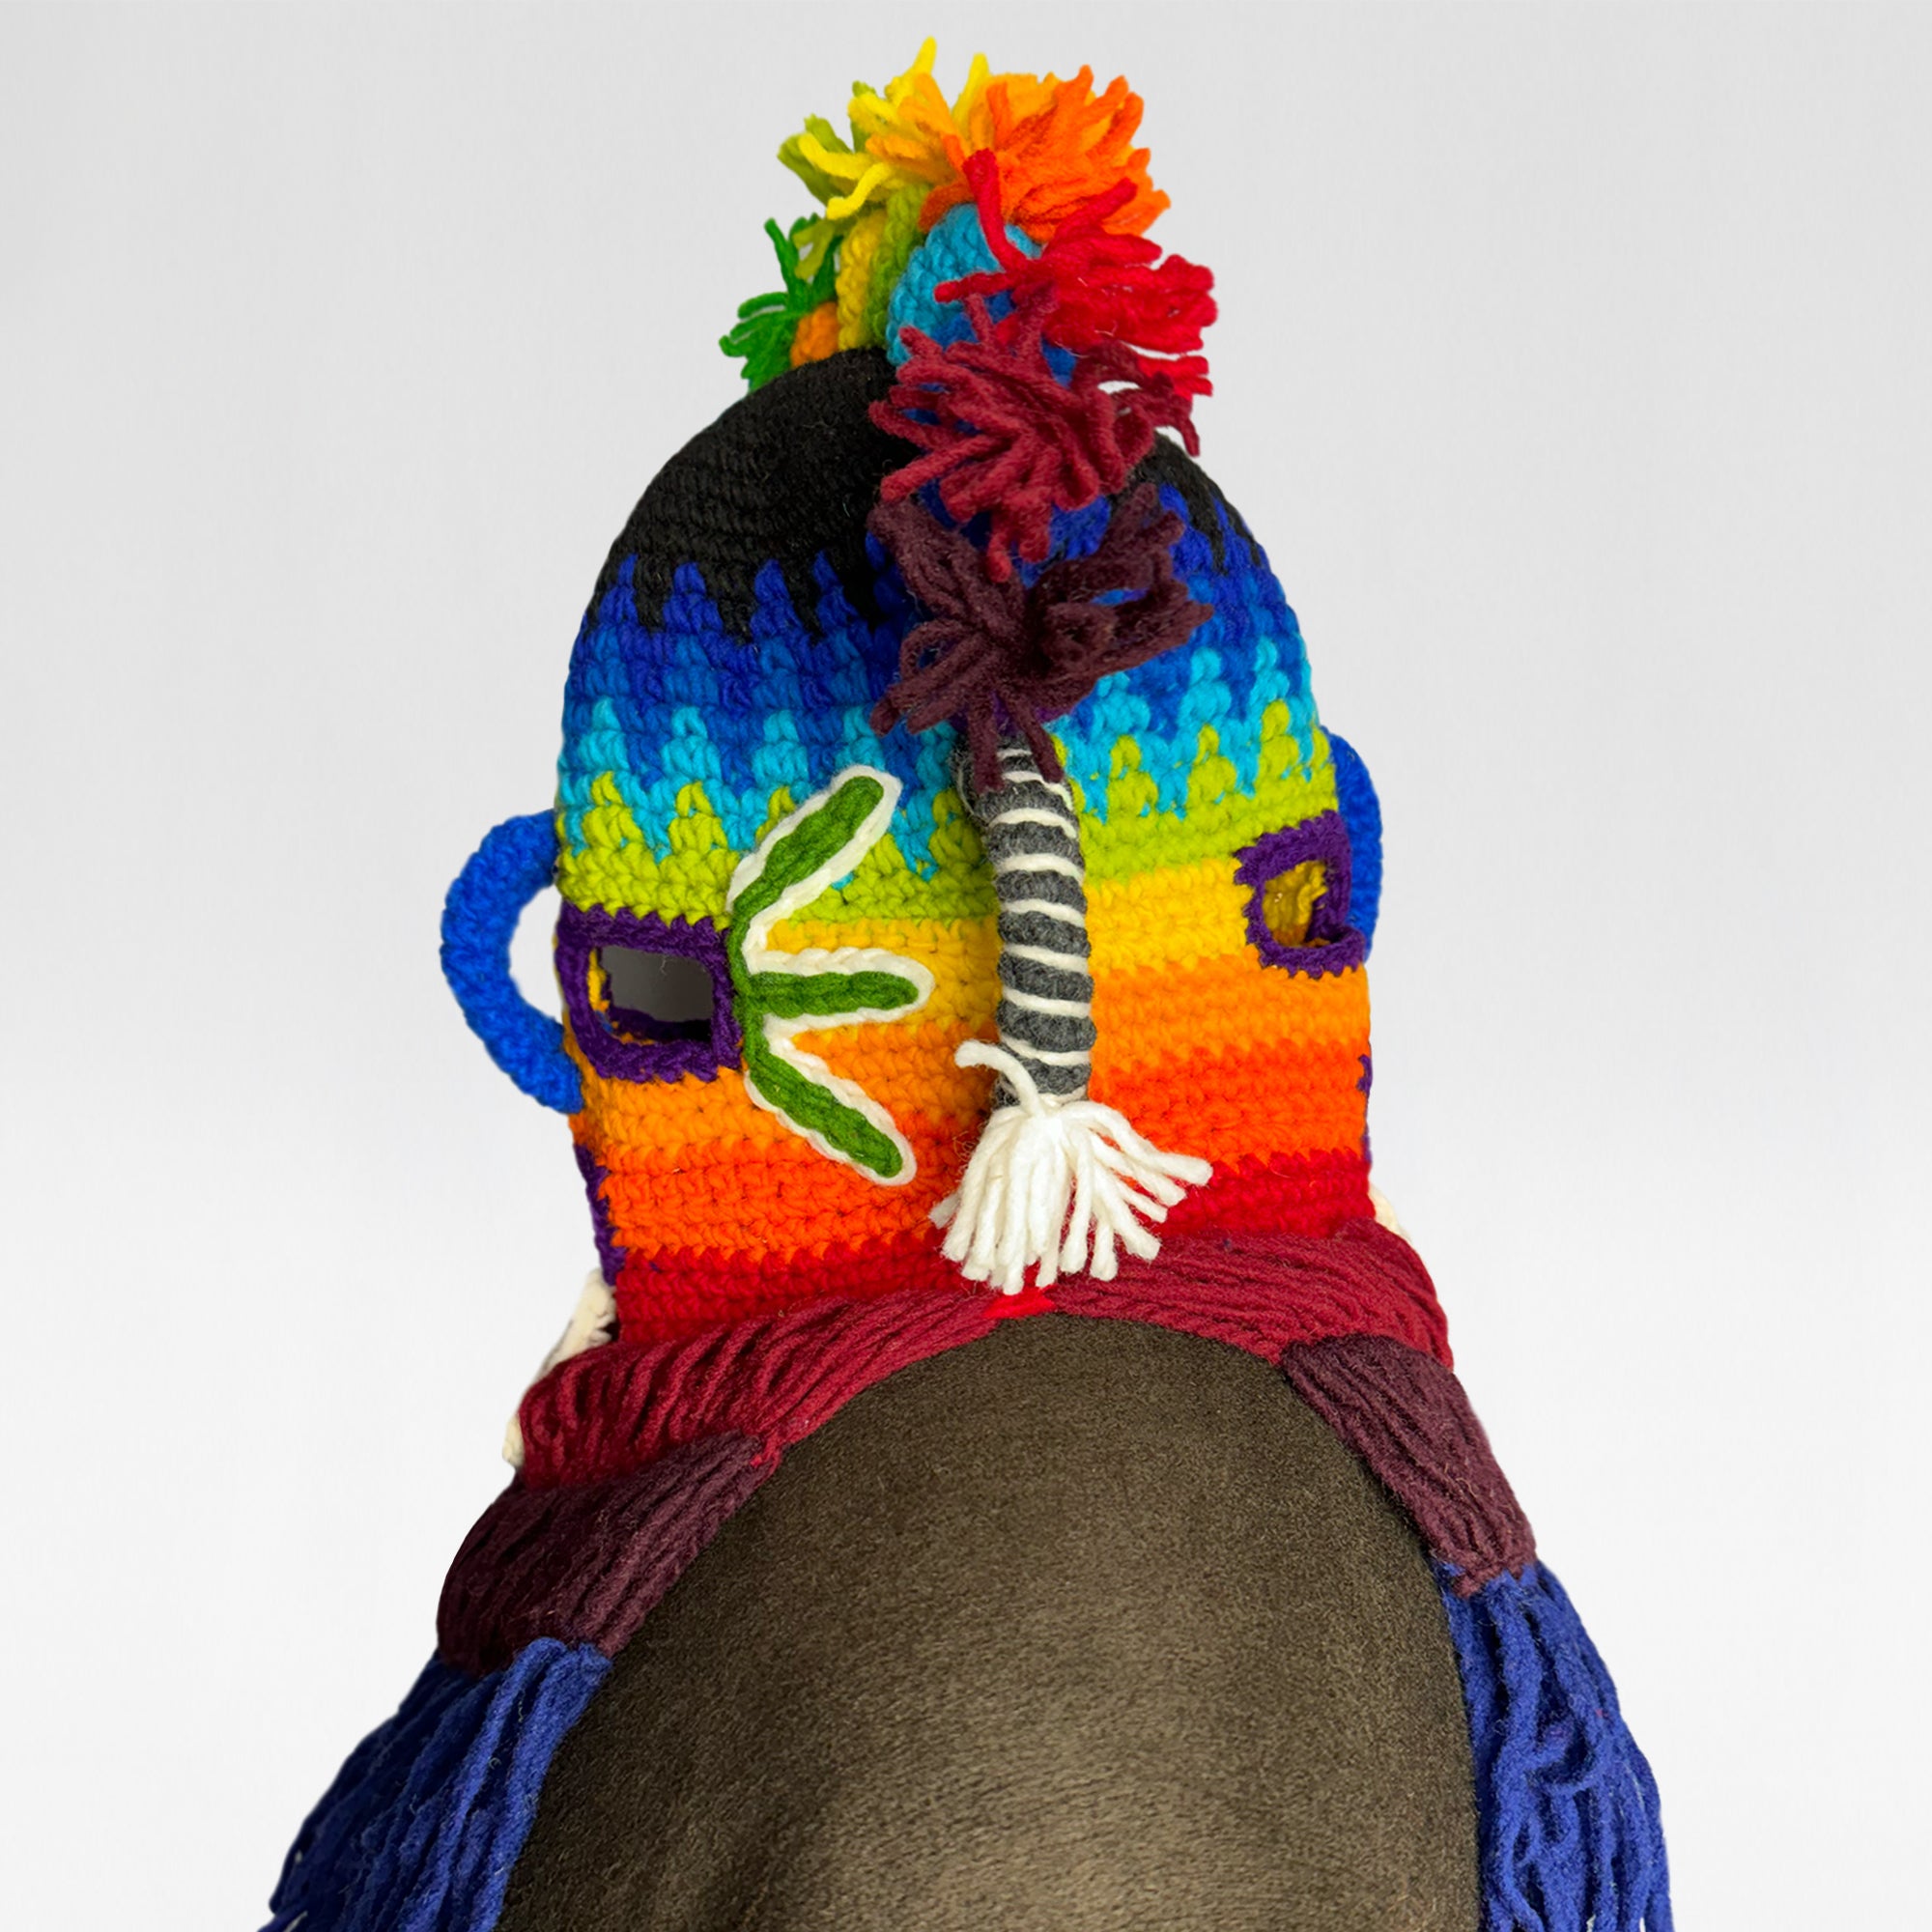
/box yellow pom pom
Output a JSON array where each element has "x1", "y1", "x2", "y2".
[{"x1": 836, "y1": 210, "x2": 887, "y2": 349}]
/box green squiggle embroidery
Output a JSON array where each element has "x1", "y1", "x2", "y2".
[{"x1": 725, "y1": 767, "x2": 934, "y2": 1182}]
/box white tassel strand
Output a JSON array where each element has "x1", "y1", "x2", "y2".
[{"x1": 933, "y1": 1041, "x2": 1212, "y2": 1293}]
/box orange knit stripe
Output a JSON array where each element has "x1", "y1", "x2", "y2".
[
  {"x1": 1093, "y1": 956, "x2": 1369, "y2": 1071},
  {"x1": 794, "y1": 1014, "x2": 995, "y2": 1123},
  {"x1": 577, "y1": 978, "x2": 1364, "y2": 1205},
  {"x1": 574, "y1": 1017, "x2": 997, "y2": 1155},
  {"x1": 1094, "y1": 1038, "x2": 1370, "y2": 1161},
  {"x1": 597, "y1": 1075, "x2": 1368, "y2": 1272},
  {"x1": 598, "y1": 1119, "x2": 963, "y2": 1258},
  {"x1": 572, "y1": 1046, "x2": 786, "y2": 1150}
]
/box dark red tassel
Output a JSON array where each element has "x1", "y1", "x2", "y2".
[
  {"x1": 872, "y1": 293, "x2": 1198, "y2": 582},
  {"x1": 867, "y1": 483, "x2": 1208, "y2": 792}
]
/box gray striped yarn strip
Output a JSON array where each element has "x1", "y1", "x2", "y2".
[{"x1": 957, "y1": 740, "x2": 1096, "y2": 1100}]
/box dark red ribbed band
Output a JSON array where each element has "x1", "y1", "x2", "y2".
[
  {"x1": 517, "y1": 1287, "x2": 1001, "y2": 1491},
  {"x1": 1281, "y1": 1333, "x2": 1535, "y2": 1596},
  {"x1": 1045, "y1": 1219, "x2": 1448, "y2": 1367},
  {"x1": 446, "y1": 1220, "x2": 1487, "y2": 1676},
  {"x1": 437, "y1": 1433, "x2": 773, "y2": 1675}
]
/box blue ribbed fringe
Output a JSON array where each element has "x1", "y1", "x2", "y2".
[
  {"x1": 265, "y1": 1638, "x2": 610, "y2": 1932},
  {"x1": 1443, "y1": 1563, "x2": 1672, "y2": 1932}
]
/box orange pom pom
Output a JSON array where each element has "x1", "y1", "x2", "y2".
[
  {"x1": 789, "y1": 300, "x2": 840, "y2": 368},
  {"x1": 922, "y1": 67, "x2": 1168, "y2": 241}
]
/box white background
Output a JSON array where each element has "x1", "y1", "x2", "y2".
[{"x1": 4, "y1": 6, "x2": 1927, "y2": 1926}]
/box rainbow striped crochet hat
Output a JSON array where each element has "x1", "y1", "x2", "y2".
[
  {"x1": 269, "y1": 44, "x2": 1671, "y2": 1932},
  {"x1": 444, "y1": 42, "x2": 1378, "y2": 1340}
]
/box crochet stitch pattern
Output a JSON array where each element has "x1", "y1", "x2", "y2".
[
  {"x1": 550, "y1": 360, "x2": 1358, "y2": 1339},
  {"x1": 722, "y1": 766, "x2": 934, "y2": 1182},
  {"x1": 270, "y1": 42, "x2": 1671, "y2": 1932}
]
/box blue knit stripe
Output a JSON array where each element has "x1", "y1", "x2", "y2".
[
  {"x1": 555, "y1": 498, "x2": 1327, "y2": 868},
  {"x1": 1442, "y1": 1564, "x2": 1672, "y2": 1932},
  {"x1": 1326, "y1": 732, "x2": 1382, "y2": 952},
  {"x1": 1047, "y1": 494, "x2": 1318, "y2": 817},
  {"x1": 266, "y1": 1640, "x2": 610, "y2": 1932}
]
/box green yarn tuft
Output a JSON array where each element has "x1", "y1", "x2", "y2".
[{"x1": 719, "y1": 217, "x2": 838, "y2": 390}]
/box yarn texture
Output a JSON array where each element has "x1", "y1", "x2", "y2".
[
  {"x1": 270, "y1": 40, "x2": 1670, "y2": 1932},
  {"x1": 266, "y1": 1642, "x2": 610, "y2": 1932},
  {"x1": 723, "y1": 765, "x2": 934, "y2": 1181},
  {"x1": 546, "y1": 355, "x2": 1365, "y2": 1340}
]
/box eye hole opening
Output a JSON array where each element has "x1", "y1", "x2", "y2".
[
  {"x1": 1261, "y1": 860, "x2": 1328, "y2": 950},
  {"x1": 556, "y1": 903, "x2": 737, "y2": 1084},
  {"x1": 1235, "y1": 811, "x2": 1365, "y2": 980},
  {"x1": 594, "y1": 945, "x2": 716, "y2": 1044}
]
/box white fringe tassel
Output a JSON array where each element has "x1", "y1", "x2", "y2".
[{"x1": 933, "y1": 1041, "x2": 1213, "y2": 1293}]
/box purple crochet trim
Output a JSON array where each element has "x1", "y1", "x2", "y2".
[
  {"x1": 572, "y1": 1140, "x2": 629, "y2": 1284},
  {"x1": 555, "y1": 904, "x2": 741, "y2": 1084},
  {"x1": 1234, "y1": 810, "x2": 1365, "y2": 979}
]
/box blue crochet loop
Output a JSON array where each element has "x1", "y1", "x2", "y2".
[
  {"x1": 1326, "y1": 732, "x2": 1382, "y2": 952},
  {"x1": 266, "y1": 1641, "x2": 611, "y2": 1932},
  {"x1": 1442, "y1": 1564, "x2": 1672, "y2": 1932},
  {"x1": 441, "y1": 813, "x2": 582, "y2": 1114},
  {"x1": 887, "y1": 203, "x2": 1005, "y2": 361},
  {"x1": 886, "y1": 204, "x2": 1074, "y2": 380}
]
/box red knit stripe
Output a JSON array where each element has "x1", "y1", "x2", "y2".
[
  {"x1": 1158, "y1": 1148, "x2": 1374, "y2": 1239},
  {"x1": 520, "y1": 1218, "x2": 1445, "y2": 1491},
  {"x1": 520, "y1": 1288, "x2": 998, "y2": 1490},
  {"x1": 611, "y1": 1236, "x2": 960, "y2": 1346},
  {"x1": 609, "y1": 1151, "x2": 1377, "y2": 1347}
]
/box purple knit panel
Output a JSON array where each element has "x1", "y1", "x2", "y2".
[
  {"x1": 554, "y1": 903, "x2": 741, "y2": 1084},
  {"x1": 437, "y1": 1432, "x2": 772, "y2": 1675},
  {"x1": 1234, "y1": 810, "x2": 1365, "y2": 978},
  {"x1": 1282, "y1": 1333, "x2": 1536, "y2": 1596}
]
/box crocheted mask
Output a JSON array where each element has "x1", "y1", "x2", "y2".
[
  {"x1": 443, "y1": 48, "x2": 1387, "y2": 1347},
  {"x1": 278, "y1": 46, "x2": 1671, "y2": 1932}
]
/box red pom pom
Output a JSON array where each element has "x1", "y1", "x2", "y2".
[{"x1": 939, "y1": 152, "x2": 1216, "y2": 411}]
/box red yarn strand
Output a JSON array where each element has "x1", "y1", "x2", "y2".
[{"x1": 941, "y1": 153, "x2": 1215, "y2": 405}]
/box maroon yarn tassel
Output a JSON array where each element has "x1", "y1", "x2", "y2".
[
  {"x1": 868, "y1": 483, "x2": 1208, "y2": 790},
  {"x1": 871, "y1": 293, "x2": 1199, "y2": 582}
]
